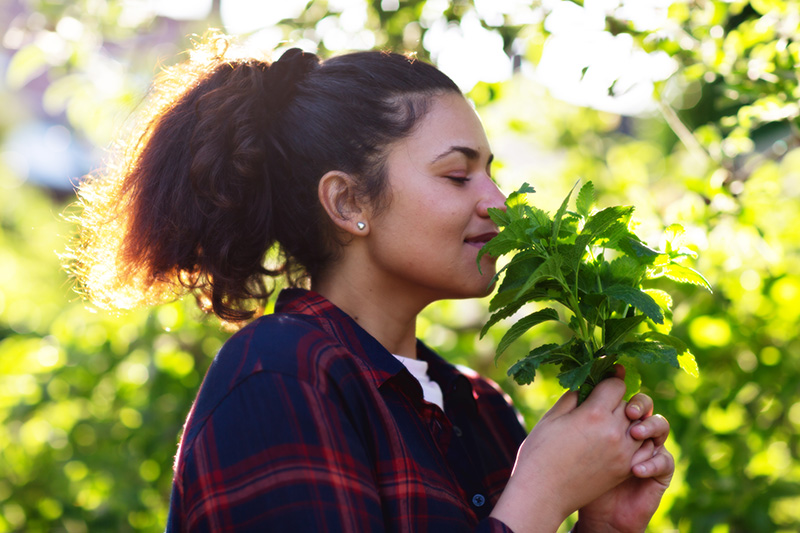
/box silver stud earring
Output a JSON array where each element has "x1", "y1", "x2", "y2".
[{"x1": 356, "y1": 221, "x2": 366, "y2": 231}]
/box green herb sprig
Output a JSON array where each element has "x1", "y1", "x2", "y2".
[{"x1": 479, "y1": 181, "x2": 711, "y2": 402}]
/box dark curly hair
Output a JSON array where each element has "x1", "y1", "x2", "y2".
[{"x1": 69, "y1": 34, "x2": 461, "y2": 324}]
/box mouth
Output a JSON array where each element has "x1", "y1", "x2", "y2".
[{"x1": 464, "y1": 232, "x2": 498, "y2": 248}]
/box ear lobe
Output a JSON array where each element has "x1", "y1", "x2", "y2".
[{"x1": 318, "y1": 171, "x2": 368, "y2": 235}]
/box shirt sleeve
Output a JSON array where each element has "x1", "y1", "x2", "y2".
[{"x1": 173, "y1": 371, "x2": 385, "y2": 532}]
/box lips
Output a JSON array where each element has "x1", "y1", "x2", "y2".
[{"x1": 464, "y1": 232, "x2": 498, "y2": 247}]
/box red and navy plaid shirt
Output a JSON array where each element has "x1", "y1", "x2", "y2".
[{"x1": 166, "y1": 289, "x2": 527, "y2": 532}]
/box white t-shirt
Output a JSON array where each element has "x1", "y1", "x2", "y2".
[{"x1": 393, "y1": 354, "x2": 445, "y2": 410}]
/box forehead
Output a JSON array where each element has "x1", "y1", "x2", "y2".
[{"x1": 401, "y1": 93, "x2": 491, "y2": 157}]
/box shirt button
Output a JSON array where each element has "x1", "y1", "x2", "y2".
[
  {"x1": 452, "y1": 425, "x2": 463, "y2": 437},
  {"x1": 472, "y1": 494, "x2": 486, "y2": 507}
]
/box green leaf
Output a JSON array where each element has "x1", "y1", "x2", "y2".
[
  {"x1": 515, "y1": 255, "x2": 565, "y2": 298},
  {"x1": 602, "y1": 285, "x2": 664, "y2": 324},
  {"x1": 561, "y1": 233, "x2": 593, "y2": 272},
  {"x1": 642, "y1": 289, "x2": 673, "y2": 313},
  {"x1": 477, "y1": 219, "x2": 533, "y2": 265},
  {"x1": 506, "y1": 343, "x2": 563, "y2": 385},
  {"x1": 480, "y1": 300, "x2": 525, "y2": 338},
  {"x1": 496, "y1": 251, "x2": 546, "y2": 292},
  {"x1": 678, "y1": 351, "x2": 700, "y2": 378},
  {"x1": 527, "y1": 343, "x2": 567, "y2": 364},
  {"x1": 637, "y1": 332, "x2": 697, "y2": 378},
  {"x1": 606, "y1": 256, "x2": 646, "y2": 287},
  {"x1": 576, "y1": 181, "x2": 595, "y2": 218},
  {"x1": 496, "y1": 308, "x2": 560, "y2": 357},
  {"x1": 581, "y1": 206, "x2": 634, "y2": 242},
  {"x1": 664, "y1": 223, "x2": 685, "y2": 254},
  {"x1": 618, "y1": 356, "x2": 642, "y2": 400},
  {"x1": 507, "y1": 357, "x2": 538, "y2": 385},
  {"x1": 487, "y1": 207, "x2": 510, "y2": 227},
  {"x1": 619, "y1": 237, "x2": 661, "y2": 263},
  {"x1": 552, "y1": 181, "x2": 580, "y2": 247},
  {"x1": 617, "y1": 341, "x2": 679, "y2": 368},
  {"x1": 558, "y1": 361, "x2": 593, "y2": 391},
  {"x1": 512, "y1": 182, "x2": 536, "y2": 196},
  {"x1": 603, "y1": 315, "x2": 647, "y2": 351},
  {"x1": 659, "y1": 263, "x2": 713, "y2": 292}
]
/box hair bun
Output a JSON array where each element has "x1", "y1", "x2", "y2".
[{"x1": 265, "y1": 48, "x2": 319, "y2": 112}]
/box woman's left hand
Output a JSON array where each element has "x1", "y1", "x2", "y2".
[{"x1": 573, "y1": 392, "x2": 675, "y2": 533}]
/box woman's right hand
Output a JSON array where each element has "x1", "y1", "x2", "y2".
[{"x1": 490, "y1": 377, "x2": 642, "y2": 533}]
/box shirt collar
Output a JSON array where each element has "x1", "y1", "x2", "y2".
[
  {"x1": 275, "y1": 288, "x2": 405, "y2": 387},
  {"x1": 275, "y1": 288, "x2": 477, "y2": 412}
]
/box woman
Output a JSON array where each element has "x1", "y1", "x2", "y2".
[{"x1": 73, "y1": 35, "x2": 673, "y2": 532}]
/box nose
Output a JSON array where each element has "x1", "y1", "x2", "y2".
[{"x1": 477, "y1": 177, "x2": 507, "y2": 218}]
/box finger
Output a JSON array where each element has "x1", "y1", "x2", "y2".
[
  {"x1": 630, "y1": 437, "x2": 655, "y2": 466},
  {"x1": 626, "y1": 392, "x2": 654, "y2": 421},
  {"x1": 632, "y1": 448, "x2": 675, "y2": 484},
  {"x1": 581, "y1": 377, "x2": 626, "y2": 411},
  {"x1": 630, "y1": 414, "x2": 670, "y2": 446},
  {"x1": 613, "y1": 364, "x2": 626, "y2": 380}
]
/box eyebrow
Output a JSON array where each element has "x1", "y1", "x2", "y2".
[{"x1": 431, "y1": 146, "x2": 494, "y2": 166}]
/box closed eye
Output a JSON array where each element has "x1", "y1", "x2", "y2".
[{"x1": 446, "y1": 176, "x2": 471, "y2": 183}]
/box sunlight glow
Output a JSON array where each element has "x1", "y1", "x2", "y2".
[
  {"x1": 151, "y1": 0, "x2": 212, "y2": 21},
  {"x1": 424, "y1": 12, "x2": 511, "y2": 92},
  {"x1": 532, "y1": 0, "x2": 678, "y2": 115},
  {"x1": 221, "y1": 0, "x2": 309, "y2": 35}
]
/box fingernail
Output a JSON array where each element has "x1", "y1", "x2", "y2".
[
  {"x1": 630, "y1": 404, "x2": 641, "y2": 416},
  {"x1": 634, "y1": 464, "x2": 647, "y2": 476}
]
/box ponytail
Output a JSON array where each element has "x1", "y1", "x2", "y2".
[{"x1": 69, "y1": 34, "x2": 460, "y2": 324}]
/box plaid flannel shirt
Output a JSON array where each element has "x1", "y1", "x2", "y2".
[{"x1": 166, "y1": 289, "x2": 527, "y2": 532}]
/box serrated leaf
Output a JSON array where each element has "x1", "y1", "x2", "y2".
[
  {"x1": 512, "y1": 255, "x2": 565, "y2": 302},
  {"x1": 642, "y1": 289, "x2": 673, "y2": 312},
  {"x1": 529, "y1": 205, "x2": 552, "y2": 228},
  {"x1": 527, "y1": 343, "x2": 566, "y2": 364},
  {"x1": 582, "y1": 206, "x2": 634, "y2": 242},
  {"x1": 602, "y1": 285, "x2": 664, "y2": 324},
  {"x1": 660, "y1": 263, "x2": 713, "y2": 292},
  {"x1": 562, "y1": 233, "x2": 593, "y2": 272},
  {"x1": 496, "y1": 251, "x2": 546, "y2": 292},
  {"x1": 487, "y1": 207, "x2": 510, "y2": 227},
  {"x1": 506, "y1": 343, "x2": 564, "y2": 385},
  {"x1": 678, "y1": 350, "x2": 699, "y2": 378},
  {"x1": 558, "y1": 361, "x2": 593, "y2": 391},
  {"x1": 639, "y1": 331, "x2": 689, "y2": 355},
  {"x1": 619, "y1": 237, "x2": 661, "y2": 263},
  {"x1": 603, "y1": 315, "x2": 646, "y2": 351},
  {"x1": 514, "y1": 182, "x2": 536, "y2": 196},
  {"x1": 606, "y1": 256, "x2": 646, "y2": 287},
  {"x1": 480, "y1": 300, "x2": 525, "y2": 338},
  {"x1": 496, "y1": 308, "x2": 560, "y2": 358},
  {"x1": 576, "y1": 181, "x2": 595, "y2": 218},
  {"x1": 617, "y1": 341, "x2": 679, "y2": 368},
  {"x1": 552, "y1": 181, "x2": 580, "y2": 247},
  {"x1": 508, "y1": 357, "x2": 538, "y2": 385},
  {"x1": 488, "y1": 288, "x2": 519, "y2": 312},
  {"x1": 477, "y1": 220, "x2": 533, "y2": 265}
]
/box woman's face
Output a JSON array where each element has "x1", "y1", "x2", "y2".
[{"x1": 363, "y1": 92, "x2": 506, "y2": 305}]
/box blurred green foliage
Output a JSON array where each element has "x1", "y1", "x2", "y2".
[{"x1": 2, "y1": 0, "x2": 800, "y2": 531}]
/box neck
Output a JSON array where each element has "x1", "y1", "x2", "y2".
[{"x1": 312, "y1": 264, "x2": 428, "y2": 360}]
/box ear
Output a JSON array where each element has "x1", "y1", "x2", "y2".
[{"x1": 318, "y1": 171, "x2": 369, "y2": 236}]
